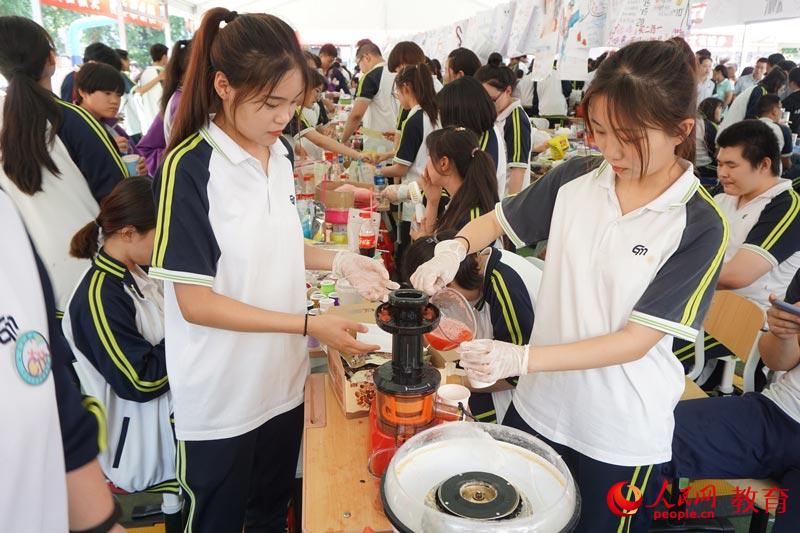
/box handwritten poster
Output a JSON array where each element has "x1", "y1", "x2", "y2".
[{"x1": 607, "y1": 0, "x2": 692, "y2": 47}]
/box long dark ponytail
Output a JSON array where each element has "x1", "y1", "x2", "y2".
[
  {"x1": 70, "y1": 177, "x2": 156, "y2": 259},
  {"x1": 168, "y1": 8, "x2": 309, "y2": 152},
  {"x1": 0, "y1": 16, "x2": 63, "y2": 194},
  {"x1": 161, "y1": 39, "x2": 191, "y2": 116},
  {"x1": 426, "y1": 127, "x2": 499, "y2": 233},
  {"x1": 395, "y1": 63, "x2": 438, "y2": 125}
]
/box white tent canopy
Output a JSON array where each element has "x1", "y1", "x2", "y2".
[{"x1": 185, "y1": 0, "x2": 507, "y2": 45}]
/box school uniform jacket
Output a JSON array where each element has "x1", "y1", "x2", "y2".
[
  {"x1": 63, "y1": 250, "x2": 176, "y2": 493},
  {"x1": 497, "y1": 99, "x2": 533, "y2": 193},
  {"x1": 0, "y1": 95, "x2": 128, "y2": 313}
]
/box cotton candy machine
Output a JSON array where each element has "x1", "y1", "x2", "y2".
[{"x1": 381, "y1": 422, "x2": 580, "y2": 532}]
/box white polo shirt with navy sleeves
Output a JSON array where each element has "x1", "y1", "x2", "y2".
[
  {"x1": 496, "y1": 157, "x2": 728, "y2": 466},
  {"x1": 714, "y1": 179, "x2": 800, "y2": 310},
  {"x1": 150, "y1": 123, "x2": 308, "y2": 441},
  {"x1": 393, "y1": 105, "x2": 437, "y2": 222},
  {"x1": 355, "y1": 62, "x2": 397, "y2": 152}
]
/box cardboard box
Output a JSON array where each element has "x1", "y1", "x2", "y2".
[
  {"x1": 314, "y1": 180, "x2": 374, "y2": 208},
  {"x1": 325, "y1": 303, "x2": 384, "y2": 418},
  {"x1": 427, "y1": 345, "x2": 460, "y2": 369}
]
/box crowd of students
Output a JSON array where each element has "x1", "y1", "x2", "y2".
[{"x1": 2, "y1": 8, "x2": 800, "y2": 533}]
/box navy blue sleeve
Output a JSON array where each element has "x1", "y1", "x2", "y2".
[
  {"x1": 60, "y1": 72, "x2": 75, "y2": 102},
  {"x1": 497, "y1": 156, "x2": 603, "y2": 247},
  {"x1": 781, "y1": 125, "x2": 794, "y2": 156},
  {"x1": 786, "y1": 270, "x2": 800, "y2": 303},
  {"x1": 505, "y1": 107, "x2": 532, "y2": 168},
  {"x1": 55, "y1": 99, "x2": 128, "y2": 202},
  {"x1": 279, "y1": 136, "x2": 295, "y2": 168},
  {"x1": 150, "y1": 137, "x2": 221, "y2": 286},
  {"x1": 745, "y1": 87, "x2": 766, "y2": 120},
  {"x1": 35, "y1": 248, "x2": 100, "y2": 471},
  {"x1": 356, "y1": 67, "x2": 381, "y2": 100},
  {"x1": 68, "y1": 276, "x2": 168, "y2": 403},
  {"x1": 743, "y1": 189, "x2": 800, "y2": 265},
  {"x1": 480, "y1": 129, "x2": 500, "y2": 171},
  {"x1": 334, "y1": 68, "x2": 351, "y2": 95},
  {"x1": 485, "y1": 264, "x2": 534, "y2": 346},
  {"x1": 394, "y1": 112, "x2": 423, "y2": 166}
]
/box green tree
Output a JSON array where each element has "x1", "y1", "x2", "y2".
[
  {"x1": 0, "y1": 0, "x2": 32, "y2": 17},
  {"x1": 170, "y1": 15, "x2": 192, "y2": 42},
  {"x1": 124, "y1": 24, "x2": 165, "y2": 68}
]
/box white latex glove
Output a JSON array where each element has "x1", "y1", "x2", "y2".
[
  {"x1": 458, "y1": 339, "x2": 530, "y2": 384},
  {"x1": 333, "y1": 251, "x2": 399, "y2": 301},
  {"x1": 410, "y1": 239, "x2": 467, "y2": 296}
]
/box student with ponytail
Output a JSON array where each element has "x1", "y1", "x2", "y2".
[
  {"x1": 0, "y1": 16, "x2": 127, "y2": 315},
  {"x1": 63, "y1": 178, "x2": 180, "y2": 526},
  {"x1": 412, "y1": 38, "x2": 728, "y2": 531},
  {"x1": 476, "y1": 57, "x2": 533, "y2": 195},
  {"x1": 376, "y1": 63, "x2": 440, "y2": 264},
  {"x1": 414, "y1": 127, "x2": 501, "y2": 240},
  {"x1": 437, "y1": 76, "x2": 507, "y2": 195},
  {"x1": 150, "y1": 8, "x2": 396, "y2": 531}
]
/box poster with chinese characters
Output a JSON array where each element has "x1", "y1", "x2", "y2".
[{"x1": 606, "y1": 0, "x2": 692, "y2": 47}]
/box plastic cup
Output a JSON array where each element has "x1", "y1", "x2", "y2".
[
  {"x1": 319, "y1": 298, "x2": 335, "y2": 314},
  {"x1": 437, "y1": 384, "x2": 471, "y2": 407},
  {"x1": 424, "y1": 289, "x2": 477, "y2": 352},
  {"x1": 310, "y1": 292, "x2": 325, "y2": 309},
  {"x1": 367, "y1": 448, "x2": 395, "y2": 513},
  {"x1": 122, "y1": 154, "x2": 139, "y2": 176},
  {"x1": 320, "y1": 279, "x2": 336, "y2": 296},
  {"x1": 328, "y1": 292, "x2": 340, "y2": 306},
  {"x1": 467, "y1": 374, "x2": 497, "y2": 389}
]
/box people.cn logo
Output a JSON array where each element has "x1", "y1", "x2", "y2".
[
  {"x1": 632, "y1": 245, "x2": 648, "y2": 256},
  {"x1": 607, "y1": 480, "x2": 644, "y2": 517}
]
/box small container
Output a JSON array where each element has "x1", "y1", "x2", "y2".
[
  {"x1": 310, "y1": 292, "x2": 325, "y2": 309},
  {"x1": 325, "y1": 208, "x2": 349, "y2": 225},
  {"x1": 319, "y1": 298, "x2": 335, "y2": 314},
  {"x1": 122, "y1": 154, "x2": 140, "y2": 176},
  {"x1": 306, "y1": 300, "x2": 314, "y2": 311},
  {"x1": 328, "y1": 292, "x2": 340, "y2": 306},
  {"x1": 331, "y1": 224, "x2": 348, "y2": 244},
  {"x1": 320, "y1": 279, "x2": 336, "y2": 296},
  {"x1": 436, "y1": 384, "x2": 471, "y2": 407}
]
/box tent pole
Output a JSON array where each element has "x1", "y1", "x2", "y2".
[
  {"x1": 163, "y1": 0, "x2": 172, "y2": 46},
  {"x1": 30, "y1": 0, "x2": 42, "y2": 24},
  {"x1": 739, "y1": 23, "x2": 748, "y2": 67}
]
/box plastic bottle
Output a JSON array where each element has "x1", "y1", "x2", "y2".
[{"x1": 358, "y1": 212, "x2": 377, "y2": 257}]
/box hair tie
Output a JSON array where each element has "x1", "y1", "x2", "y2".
[
  {"x1": 224, "y1": 10, "x2": 238, "y2": 23},
  {"x1": 471, "y1": 147, "x2": 480, "y2": 158}
]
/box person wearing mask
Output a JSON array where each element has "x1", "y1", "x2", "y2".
[
  {"x1": 150, "y1": 9, "x2": 396, "y2": 531},
  {"x1": 136, "y1": 39, "x2": 192, "y2": 177},
  {"x1": 60, "y1": 42, "x2": 121, "y2": 102},
  {"x1": 695, "y1": 97, "x2": 723, "y2": 186},
  {"x1": 476, "y1": 58, "x2": 533, "y2": 195},
  {"x1": 341, "y1": 41, "x2": 396, "y2": 153},
  {"x1": 444, "y1": 47, "x2": 482, "y2": 83},
  {"x1": 63, "y1": 178, "x2": 180, "y2": 529},
  {"x1": 318, "y1": 43, "x2": 351, "y2": 94},
  {"x1": 401, "y1": 229, "x2": 541, "y2": 424},
  {"x1": 438, "y1": 76, "x2": 504, "y2": 193},
  {"x1": 137, "y1": 43, "x2": 169, "y2": 131},
  {"x1": 697, "y1": 55, "x2": 715, "y2": 102},
  {"x1": 1, "y1": 185, "x2": 124, "y2": 533},
  {"x1": 783, "y1": 67, "x2": 800, "y2": 136},
  {"x1": 75, "y1": 62, "x2": 146, "y2": 175},
  {"x1": 674, "y1": 121, "x2": 800, "y2": 391},
  {"x1": 757, "y1": 94, "x2": 795, "y2": 171},
  {"x1": 718, "y1": 66, "x2": 788, "y2": 137},
  {"x1": 735, "y1": 58, "x2": 768, "y2": 95},
  {"x1": 372, "y1": 64, "x2": 440, "y2": 264},
  {"x1": 669, "y1": 267, "x2": 800, "y2": 533},
  {"x1": 410, "y1": 38, "x2": 727, "y2": 531},
  {"x1": 0, "y1": 17, "x2": 127, "y2": 314},
  {"x1": 712, "y1": 64, "x2": 734, "y2": 109}
]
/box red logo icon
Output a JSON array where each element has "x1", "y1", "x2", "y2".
[{"x1": 607, "y1": 480, "x2": 644, "y2": 517}]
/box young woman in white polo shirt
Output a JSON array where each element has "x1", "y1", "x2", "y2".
[
  {"x1": 476, "y1": 58, "x2": 533, "y2": 195},
  {"x1": 411, "y1": 38, "x2": 728, "y2": 532},
  {"x1": 149, "y1": 9, "x2": 395, "y2": 532},
  {"x1": 0, "y1": 17, "x2": 128, "y2": 315}
]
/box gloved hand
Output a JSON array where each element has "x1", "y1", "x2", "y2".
[
  {"x1": 458, "y1": 339, "x2": 530, "y2": 385},
  {"x1": 410, "y1": 239, "x2": 467, "y2": 295},
  {"x1": 333, "y1": 251, "x2": 399, "y2": 301}
]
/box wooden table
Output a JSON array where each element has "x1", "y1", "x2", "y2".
[{"x1": 302, "y1": 373, "x2": 392, "y2": 533}]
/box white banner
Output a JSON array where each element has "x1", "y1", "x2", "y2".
[
  {"x1": 702, "y1": 0, "x2": 800, "y2": 27},
  {"x1": 607, "y1": 0, "x2": 692, "y2": 47}
]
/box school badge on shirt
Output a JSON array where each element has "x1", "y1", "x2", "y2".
[{"x1": 14, "y1": 330, "x2": 52, "y2": 386}]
